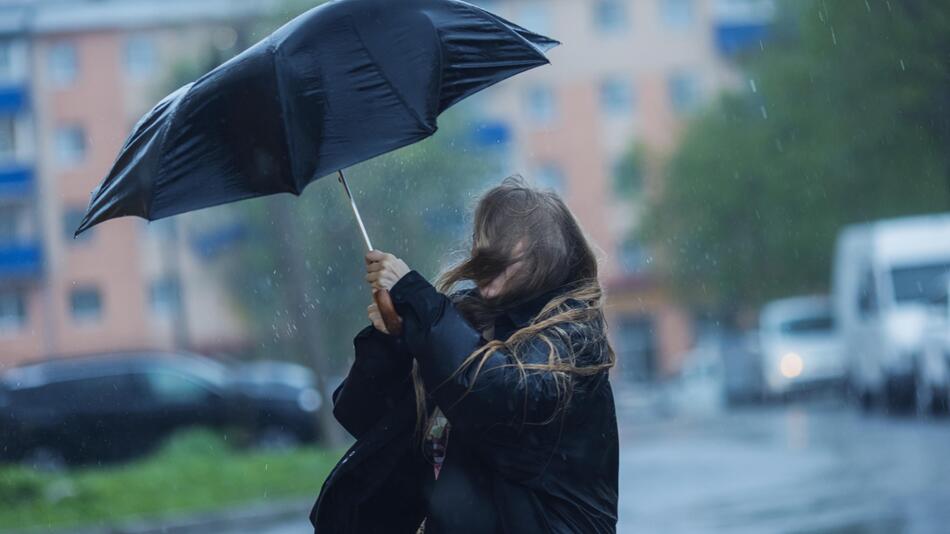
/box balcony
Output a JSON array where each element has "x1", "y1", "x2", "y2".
[
  {"x1": 0, "y1": 85, "x2": 28, "y2": 114},
  {"x1": 715, "y1": 23, "x2": 771, "y2": 56},
  {"x1": 0, "y1": 165, "x2": 34, "y2": 198},
  {"x1": 713, "y1": 0, "x2": 775, "y2": 56},
  {"x1": 0, "y1": 241, "x2": 42, "y2": 279}
]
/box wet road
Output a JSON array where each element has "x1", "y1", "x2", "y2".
[
  {"x1": 617, "y1": 402, "x2": 950, "y2": 534},
  {"x1": 240, "y1": 401, "x2": 950, "y2": 534}
]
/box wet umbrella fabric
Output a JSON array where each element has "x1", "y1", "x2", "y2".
[{"x1": 75, "y1": 0, "x2": 558, "y2": 236}]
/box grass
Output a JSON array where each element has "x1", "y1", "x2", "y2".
[{"x1": 0, "y1": 430, "x2": 342, "y2": 532}]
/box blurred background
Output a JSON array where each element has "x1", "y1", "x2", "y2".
[{"x1": 1, "y1": 0, "x2": 949, "y2": 532}]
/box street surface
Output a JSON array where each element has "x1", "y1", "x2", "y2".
[
  {"x1": 228, "y1": 399, "x2": 950, "y2": 534},
  {"x1": 616, "y1": 402, "x2": 950, "y2": 534}
]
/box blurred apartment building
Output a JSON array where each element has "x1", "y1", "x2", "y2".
[
  {"x1": 0, "y1": 0, "x2": 269, "y2": 368},
  {"x1": 473, "y1": 0, "x2": 772, "y2": 382}
]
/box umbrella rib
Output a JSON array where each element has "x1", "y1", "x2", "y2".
[
  {"x1": 349, "y1": 15, "x2": 435, "y2": 135},
  {"x1": 466, "y1": 4, "x2": 561, "y2": 56},
  {"x1": 147, "y1": 83, "x2": 192, "y2": 220},
  {"x1": 269, "y1": 42, "x2": 303, "y2": 195}
]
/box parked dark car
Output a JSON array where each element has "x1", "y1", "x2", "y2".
[
  {"x1": 0, "y1": 352, "x2": 322, "y2": 467},
  {"x1": 231, "y1": 360, "x2": 325, "y2": 449},
  {"x1": 0, "y1": 381, "x2": 14, "y2": 459}
]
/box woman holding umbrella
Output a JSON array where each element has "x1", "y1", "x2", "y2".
[
  {"x1": 67, "y1": 0, "x2": 608, "y2": 526},
  {"x1": 311, "y1": 178, "x2": 619, "y2": 533}
]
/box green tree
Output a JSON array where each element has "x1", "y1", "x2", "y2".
[{"x1": 643, "y1": 0, "x2": 950, "y2": 316}]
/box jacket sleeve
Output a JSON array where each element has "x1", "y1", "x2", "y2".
[
  {"x1": 332, "y1": 325, "x2": 414, "y2": 439},
  {"x1": 389, "y1": 271, "x2": 566, "y2": 429}
]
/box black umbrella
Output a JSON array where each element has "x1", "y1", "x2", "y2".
[
  {"x1": 75, "y1": 0, "x2": 557, "y2": 235},
  {"x1": 75, "y1": 0, "x2": 558, "y2": 331}
]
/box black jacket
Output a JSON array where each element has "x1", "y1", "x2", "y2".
[{"x1": 310, "y1": 271, "x2": 618, "y2": 533}]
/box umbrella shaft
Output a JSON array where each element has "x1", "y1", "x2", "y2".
[{"x1": 337, "y1": 170, "x2": 374, "y2": 252}]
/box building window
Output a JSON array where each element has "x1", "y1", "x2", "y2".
[
  {"x1": 525, "y1": 86, "x2": 556, "y2": 124},
  {"x1": 143, "y1": 217, "x2": 178, "y2": 241},
  {"x1": 515, "y1": 3, "x2": 552, "y2": 35},
  {"x1": 0, "y1": 205, "x2": 21, "y2": 242},
  {"x1": 48, "y1": 42, "x2": 78, "y2": 87},
  {"x1": 124, "y1": 35, "x2": 157, "y2": 79},
  {"x1": 536, "y1": 163, "x2": 567, "y2": 195},
  {"x1": 149, "y1": 276, "x2": 181, "y2": 316},
  {"x1": 668, "y1": 71, "x2": 700, "y2": 115},
  {"x1": 0, "y1": 116, "x2": 15, "y2": 162},
  {"x1": 0, "y1": 289, "x2": 26, "y2": 333},
  {"x1": 0, "y1": 41, "x2": 13, "y2": 81},
  {"x1": 660, "y1": 0, "x2": 695, "y2": 29},
  {"x1": 594, "y1": 0, "x2": 629, "y2": 32},
  {"x1": 70, "y1": 287, "x2": 102, "y2": 323},
  {"x1": 63, "y1": 208, "x2": 92, "y2": 242},
  {"x1": 600, "y1": 78, "x2": 635, "y2": 115},
  {"x1": 55, "y1": 125, "x2": 86, "y2": 165}
]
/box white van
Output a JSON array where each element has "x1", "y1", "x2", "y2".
[
  {"x1": 832, "y1": 214, "x2": 950, "y2": 412},
  {"x1": 758, "y1": 296, "x2": 843, "y2": 397}
]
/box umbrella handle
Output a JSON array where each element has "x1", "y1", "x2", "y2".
[
  {"x1": 337, "y1": 169, "x2": 404, "y2": 336},
  {"x1": 374, "y1": 288, "x2": 403, "y2": 336}
]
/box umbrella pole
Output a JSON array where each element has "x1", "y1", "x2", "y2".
[
  {"x1": 337, "y1": 170, "x2": 373, "y2": 252},
  {"x1": 337, "y1": 170, "x2": 403, "y2": 335}
]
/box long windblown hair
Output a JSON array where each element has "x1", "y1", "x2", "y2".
[{"x1": 412, "y1": 176, "x2": 615, "y2": 443}]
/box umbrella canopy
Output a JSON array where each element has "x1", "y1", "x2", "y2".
[{"x1": 75, "y1": 0, "x2": 558, "y2": 236}]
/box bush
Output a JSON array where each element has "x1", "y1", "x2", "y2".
[{"x1": 0, "y1": 468, "x2": 43, "y2": 506}]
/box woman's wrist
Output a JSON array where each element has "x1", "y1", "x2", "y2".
[{"x1": 389, "y1": 270, "x2": 430, "y2": 303}]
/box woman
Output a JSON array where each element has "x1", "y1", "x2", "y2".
[{"x1": 310, "y1": 178, "x2": 619, "y2": 533}]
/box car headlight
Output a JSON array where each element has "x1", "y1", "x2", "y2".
[
  {"x1": 296, "y1": 388, "x2": 321, "y2": 413},
  {"x1": 780, "y1": 353, "x2": 804, "y2": 379}
]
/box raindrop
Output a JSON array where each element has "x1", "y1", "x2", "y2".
[
  {"x1": 899, "y1": 59, "x2": 906, "y2": 71},
  {"x1": 748, "y1": 79, "x2": 757, "y2": 93}
]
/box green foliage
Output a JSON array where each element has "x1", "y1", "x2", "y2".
[
  {"x1": 0, "y1": 429, "x2": 340, "y2": 531},
  {"x1": 643, "y1": 0, "x2": 950, "y2": 313},
  {"x1": 613, "y1": 144, "x2": 646, "y2": 199}
]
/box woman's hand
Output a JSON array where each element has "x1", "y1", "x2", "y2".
[
  {"x1": 367, "y1": 301, "x2": 389, "y2": 335},
  {"x1": 365, "y1": 250, "x2": 410, "y2": 291}
]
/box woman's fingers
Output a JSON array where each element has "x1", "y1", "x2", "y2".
[
  {"x1": 365, "y1": 250, "x2": 390, "y2": 264},
  {"x1": 366, "y1": 273, "x2": 397, "y2": 290},
  {"x1": 363, "y1": 250, "x2": 408, "y2": 291}
]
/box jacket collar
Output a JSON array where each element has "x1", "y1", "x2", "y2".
[
  {"x1": 456, "y1": 284, "x2": 573, "y2": 330},
  {"x1": 498, "y1": 285, "x2": 572, "y2": 329}
]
